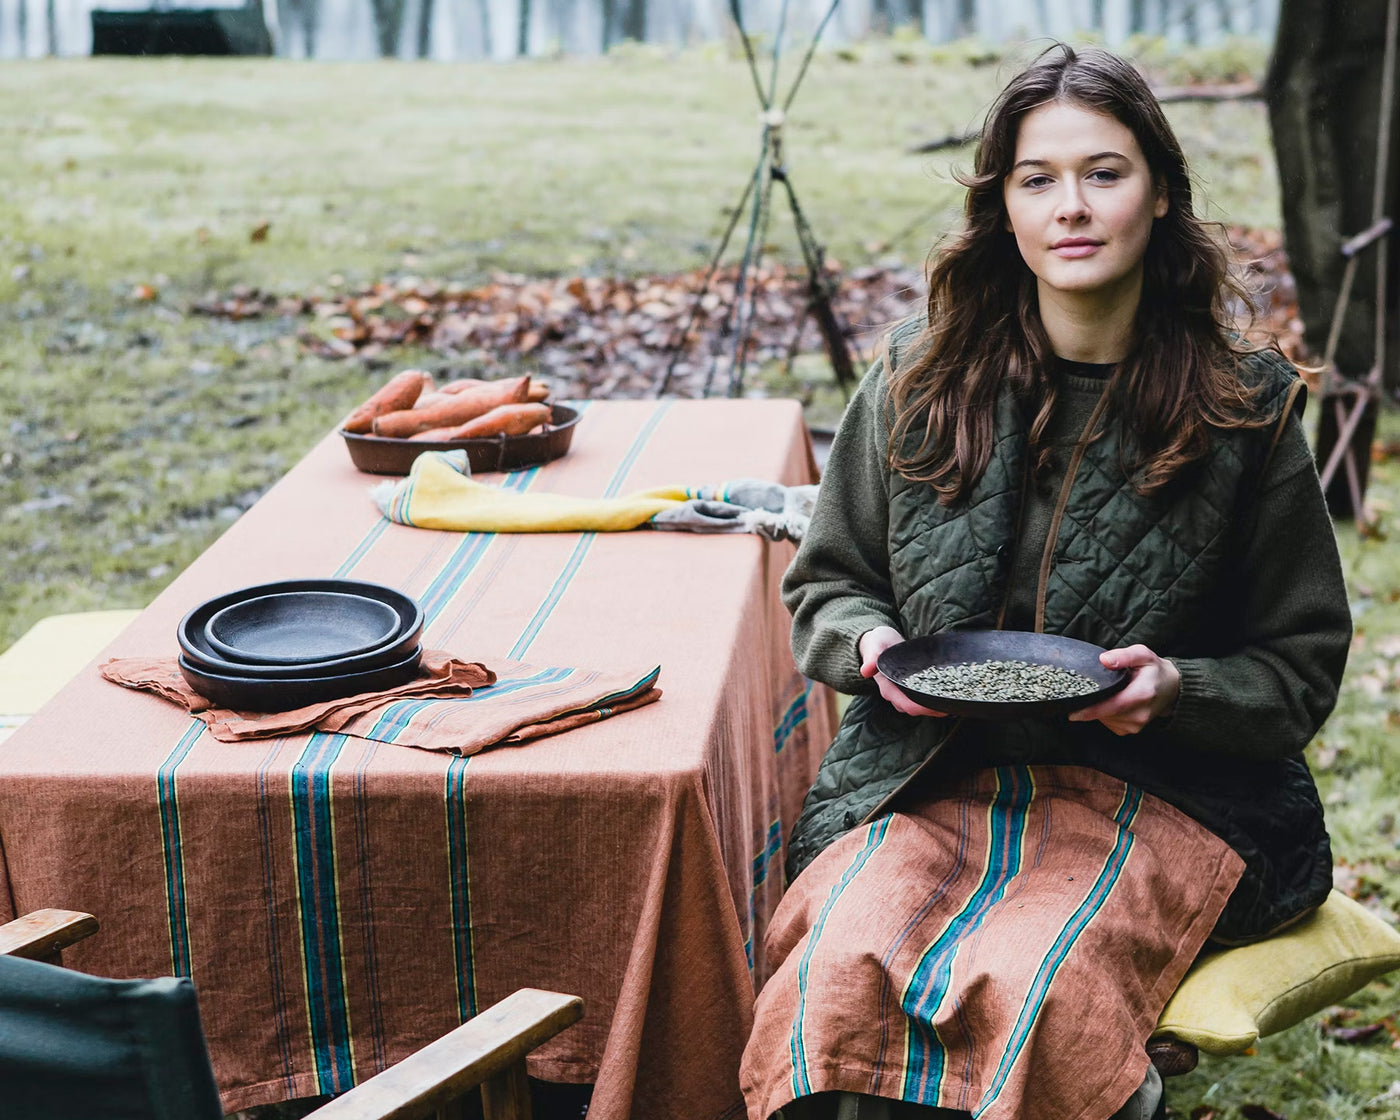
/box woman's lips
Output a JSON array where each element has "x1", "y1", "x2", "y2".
[{"x1": 1051, "y1": 240, "x2": 1103, "y2": 258}]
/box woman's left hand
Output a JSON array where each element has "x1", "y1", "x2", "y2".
[{"x1": 1066, "y1": 644, "x2": 1181, "y2": 736}]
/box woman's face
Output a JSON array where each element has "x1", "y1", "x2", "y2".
[{"x1": 1001, "y1": 101, "x2": 1168, "y2": 304}]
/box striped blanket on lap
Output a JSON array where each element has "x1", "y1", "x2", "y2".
[{"x1": 742, "y1": 765, "x2": 1243, "y2": 1120}]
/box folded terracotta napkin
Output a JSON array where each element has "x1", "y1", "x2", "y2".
[{"x1": 101, "y1": 651, "x2": 661, "y2": 755}]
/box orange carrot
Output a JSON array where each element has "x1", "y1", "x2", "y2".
[
  {"x1": 437, "y1": 402, "x2": 551, "y2": 440},
  {"x1": 408, "y1": 425, "x2": 464, "y2": 442},
  {"x1": 526, "y1": 381, "x2": 550, "y2": 402},
  {"x1": 412, "y1": 391, "x2": 452, "y2": 411},
  {"x1": 342, "y1": 369, "x2": 430, "y2": 434},
  {"x1": 372, "y1": 376, "x2": 531, "y2": 438},
  {"x1": 439, "y1": 377, "x2": 491, "y2": 395}
]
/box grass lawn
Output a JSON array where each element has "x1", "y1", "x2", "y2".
[{"x1": 3, "y1": 37, "x2": 1399, "y2": 1118}]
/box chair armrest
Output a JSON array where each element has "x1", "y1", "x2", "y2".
[
  {"x1": 0, "y1": 909, "x2": 99, "y2": 961},
  {"x1": 306, "y1": 988, "x2": 583, "y2": 1120}
]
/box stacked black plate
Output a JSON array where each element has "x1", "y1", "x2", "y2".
[{"x1": 177, "y1": 579, "x2": 425, "y2": 712}]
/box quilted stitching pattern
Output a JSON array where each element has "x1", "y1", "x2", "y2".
[{"x1": 787, "y1": 348, "x2": 1304, "y2": 892}]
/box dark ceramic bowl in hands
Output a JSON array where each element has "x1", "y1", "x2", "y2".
[{"x1": 876, "y1": 630, "x2": 1129, "y2": 720}]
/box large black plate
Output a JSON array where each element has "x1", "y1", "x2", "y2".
[
  {"x1": 177, "y1": 579, "x2": 423, "y2": 680},
  {"x1": 206, "y1": 591, "x2": 401, "y2": 664},
  {"x1": 178, "y1": 647, "x2": 423, "y2": 712},
  {"x1": 877, "y1": 630, "x2": 1129, "y2": 720},
  {"x1": 340, "y1": 402, "x2": 580, "y2": 476}
]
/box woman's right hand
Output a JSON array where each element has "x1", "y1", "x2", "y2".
[{"x1": 858, "y1": 626, "x2": 949, "y2": 717}]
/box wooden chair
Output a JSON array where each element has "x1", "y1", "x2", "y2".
[{"x1": 0, "y1": 909, "x2": 583, "y2": 1120}]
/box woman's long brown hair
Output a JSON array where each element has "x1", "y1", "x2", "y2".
[{"x1": 889, "y1": 43, "x2": 1273, "y2": 502}]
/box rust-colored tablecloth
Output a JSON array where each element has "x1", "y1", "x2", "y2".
[{"x1": 0, "y1": 399, "x2": 834, "y2": 1120}]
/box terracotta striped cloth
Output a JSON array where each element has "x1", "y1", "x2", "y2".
[
  {"x1": 100, "y1": 651, "x2": 660, "y2": 753},
  {"x1": 0, "y1": 400, "x2": 831, "y2": 1120},
  {"x1": 742, "y1": 765, "x2": 1244, "y2": 1120}
]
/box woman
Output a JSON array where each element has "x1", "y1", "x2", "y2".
[{"x1": 741, "y1": 44, "x2": 1351, "y2": 1120}]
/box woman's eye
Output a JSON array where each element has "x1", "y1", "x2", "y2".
[
  {"x1": 1022, "y1": 175, "x2": 1052, "y2": 189},
  {"x1": 1088, "y1": 169, "x2": 1122, "y2": 183}
]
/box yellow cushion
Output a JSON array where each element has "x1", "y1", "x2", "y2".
[
  {"x1": 0, "y1": 609, "x2": 140, "y2": 719},
  {"x1": 1153, "y1": 890, "x2": 1400, "y2": 1055}
]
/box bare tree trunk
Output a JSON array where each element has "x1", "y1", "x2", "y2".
[
  {"x1": 599, "y1": 0, "x2": 614, "y2": 49},
  {"x1": 418, "y1": 0, "x2": 435, "y2": 55},
  {"x1": 1092, "y1": 0, "x2": 1106, "y2": 29},
  {"x1": 370, "y1": 0, "x2": 407, "y2": 55},
  {"x1": 18, "y1": 0, "x2": 28, "y2": 58},
  {"x1": 1128, "y1": 0, "x2": 1146, "y2": 31},
  {"x1": 287, "y1": 0, "x2": 321, "y2": 56},
  {"x1": 1214, "y1": 0, "x2": 1234, "y2": 31},
  {"x1": 871, "y1": 0, "x2": 891, "y2": 34},
  {"x1": 303, "y1": 0, "x2": 320, "y2": 56},
  {"x1": 956, "y1": 0, "x2": 975, "y2": 36},
  {"x1": 1180, "y1": 0, "x2": 1200, "y2": 43},
  {"x1": 517, "y1": 0, "x2": 529, "y2": 54},
  {"x1": 477, "y1": 0, "x2": 492, "y2": 56},
  {"x1": 1034, "y1": 0, "x2": 1050, "y2": 35},
  {"x1": 620, "y1": 0, "x2": 644, "y2": 41},
  {"x1": 45, "y1": 0, "x2": 57, "y2": 54},
  {"x1": 1267, "y1": 0, "x2": 1400, "y2": 516}
]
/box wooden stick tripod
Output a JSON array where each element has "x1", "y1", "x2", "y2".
[
  {"x1": 1314, "y1": 0, "x2": 1398, "y2": 526},
  {"x1": 656, "y1": 0, "x2": 858, "y2": 400}
]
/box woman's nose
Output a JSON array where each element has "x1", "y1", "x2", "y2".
[{"x1": 1055, "y1": 183, "x2": 1089, "y2": 223}]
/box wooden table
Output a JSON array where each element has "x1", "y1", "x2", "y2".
[{"x1": 0, "y1": 399, "x2": 834, "y2": 1120}]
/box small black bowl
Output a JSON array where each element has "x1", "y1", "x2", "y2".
[
  {"x1": 205, "y1": 590, "x2": 401, "y2": 665},
  {"x1": 177, "y1": 579, "x2": 423, "y2": 680},
  {"x1": 178, "y1": 646, "x2": 423, "y2": 712},
  {"x1": 877, "y1": 630, "x2": 1129, "y2": 720}
]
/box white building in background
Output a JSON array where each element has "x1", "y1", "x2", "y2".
[{"x1": 0, "y1": 0, "x2": 1281, "y2": 60}]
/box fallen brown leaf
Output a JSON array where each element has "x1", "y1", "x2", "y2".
[{"x1": 189, "y1": 228, "x2": 1307, "y2": 401}]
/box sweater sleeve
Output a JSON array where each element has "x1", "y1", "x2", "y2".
[
  {"x1": 1159, "y1": 411, "x2": 1352, "y2": 760},
  {"x1": 781, "y1": 361, "x2": 903, "y2": 694}
]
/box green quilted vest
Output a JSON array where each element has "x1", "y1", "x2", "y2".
[{"x1": 785, "y1": 324, "x2": 1329, "y2": 942}]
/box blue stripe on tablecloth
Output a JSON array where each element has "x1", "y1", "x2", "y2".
[
  {"x1": 348, "y1": 741, "x2": 388, "y2": 1070},
  {"x1": 335, "y1": 516, "x2": 392, "y2": 577},
  {"x1": 746, "y1": 817, "x2": 784, "y2": 971},
  {"x1": 773, "y1": 680, "x2": 812, "y2": 754},
  {"x1": 901, "y1": 766, "x2": 1032, "y2": 1105},
  {"x1": 157, "y1": 720, "x2": 204, "y2": 977},
  {"x1": 290, "y1": 732, "x2": 357, "y2": 1095},
  {"x1": 445, "y1": 755, "x2": 476, "y2": 1020},
  {"x1": 417, "y1": 466, "x2": 541, "y2": 625},
  {"x1": 507, "y1": 401, "x2": 671, "y2": 659},
  {"x1": 974, "y1": 785, "x2": 1144, "y2": 1117},
  {"x1": 790, "y1": 816, "x2": 892, "y2": 1097},
  {"x1": 752, "y1": 818, "x2": 783, "y2": 887},
  {"x1": 254, "y1": 736, "x2": 301, "y2": 1096}
]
